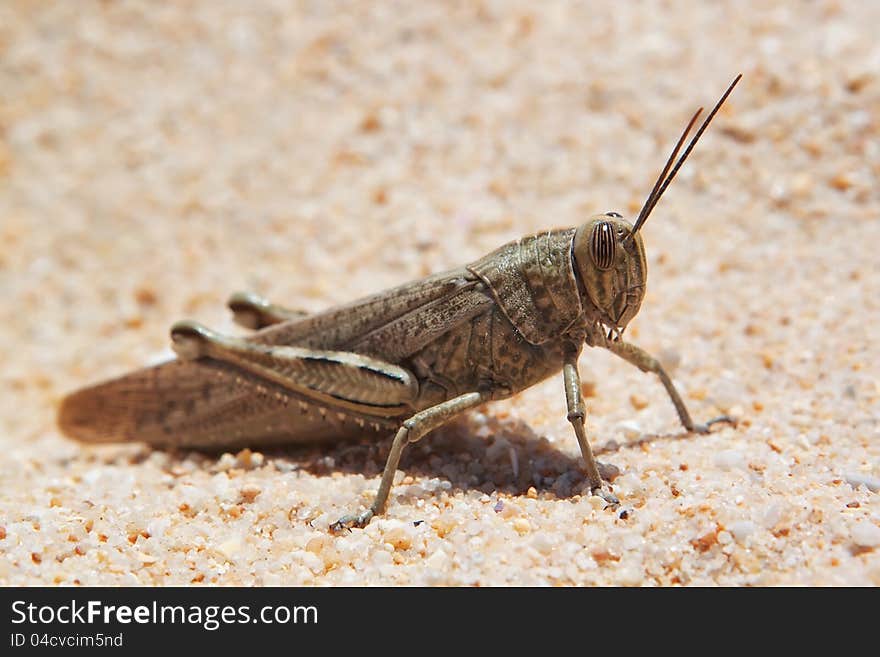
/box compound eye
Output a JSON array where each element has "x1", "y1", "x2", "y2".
[
  {"x1": 590, "y1": 221, "x2": 616, "y2": 271},
  {"x1": 605, "y1": 211, "x2": 622, "y2": 218}
]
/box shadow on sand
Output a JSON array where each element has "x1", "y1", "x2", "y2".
[{"x1": 146, "y1": 414, "x2": 702, "y2": 503}]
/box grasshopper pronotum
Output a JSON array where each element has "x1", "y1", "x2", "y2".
[{"x1": 59, "y1": 76, "x2": 741, "y2": 530}]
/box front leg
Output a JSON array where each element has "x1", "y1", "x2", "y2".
[
  {"x1": 604, "y1": 340, "x2": 735, "y2": 433},
  {"x1": 563, "y1": 348, "x2": 619, "y2": 504}
]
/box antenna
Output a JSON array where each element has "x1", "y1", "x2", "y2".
[{"x1": 629, "y1": 74, "x2": 742, "y2": 238}]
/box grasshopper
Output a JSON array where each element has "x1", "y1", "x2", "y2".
[{"x1": 59, "y1": 76, "x2": 740, "y2": 530}]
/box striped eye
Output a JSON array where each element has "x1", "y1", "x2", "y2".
[{"x1": 590, "y1": 221, "x2": 616, "y2": 270}]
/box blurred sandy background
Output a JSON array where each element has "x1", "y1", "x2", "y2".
[{"x1": 1, "y1": 1, "x2": 878, "y2": 585}]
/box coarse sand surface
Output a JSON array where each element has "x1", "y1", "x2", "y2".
[{"x1": 1, "y1": 1, "x2": 878, "y2": 585}]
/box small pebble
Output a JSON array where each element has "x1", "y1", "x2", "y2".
[
  {"x1": 580, "y1": 379, "x2": 597, "y2": 398},
  {"x1": 617, "y1": 565, "x2": 644, "y2": 586},
  {"x1": 629, "y1": 394, "x2": 649, "y2": 410},
  {"x1": 851, "y1": 523, "x2": 880, "y2": 548},
  {"x1": 384, "y1": 527, "x2": 413, "y2": 551},
  {"x1": 305, "y1": 537, "x2": 328, "y2": 554},
  {"x1": 588, "y1": 495, "x2": 606, "y2": 510},
  {"x1": 728, "y1": 521, "x2": 757, "y2": 542},
  {"x1": 714, "y1": 450, "x2": 747, "y2": 471},
  {"x1": 424, "y1": 549, "x2": 449, "y2": 571},
  {"x1": 845, "y1": 473, "x2": 880, "y2": 493},
  {"x1": 512, "y1": 518, "x2": 531, "y2": 535},
  {"x1": 217, "y1": 537, "x2": 242, "y2": 560},
  {"x1": 240, "y1": 485, "x2": 262, "y2": 503},
  {"x1": 616, "y1": 420, "x2": 642, "y2": 440}
]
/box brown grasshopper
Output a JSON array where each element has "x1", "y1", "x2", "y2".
[{"x1": 59, "y1": 76, "x2": 741, "y2": 530}]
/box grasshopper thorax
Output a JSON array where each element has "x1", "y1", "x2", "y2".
[{"x1": 573, "y1": 213, "x2": 647, "y2": 339}]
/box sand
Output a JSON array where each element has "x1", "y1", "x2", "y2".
[{"x1": 1, "y1": 1, "x2": 878, "y2": 585}]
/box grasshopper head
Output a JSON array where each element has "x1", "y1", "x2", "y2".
[{"x1": 573, "y1": 213, "x2": 646, "y2": 340}]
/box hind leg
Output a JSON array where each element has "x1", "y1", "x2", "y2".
[
  {"x1": 330, "y1": 391, "x2": 486, "y2": 531},
  {"x1": 227, "y1": 291, "x2": 308, "y2": 329}
]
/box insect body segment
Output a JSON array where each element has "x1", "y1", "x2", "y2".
[
  {"x1": 572, "y1": 216, "x2": 647, "y2": 343},
  {"x1": 58, "y1": 76, "x2": 741, "y2": 530},
  {"x1": 467, "y1": 228, "x2": 583, "y2": 345}
]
